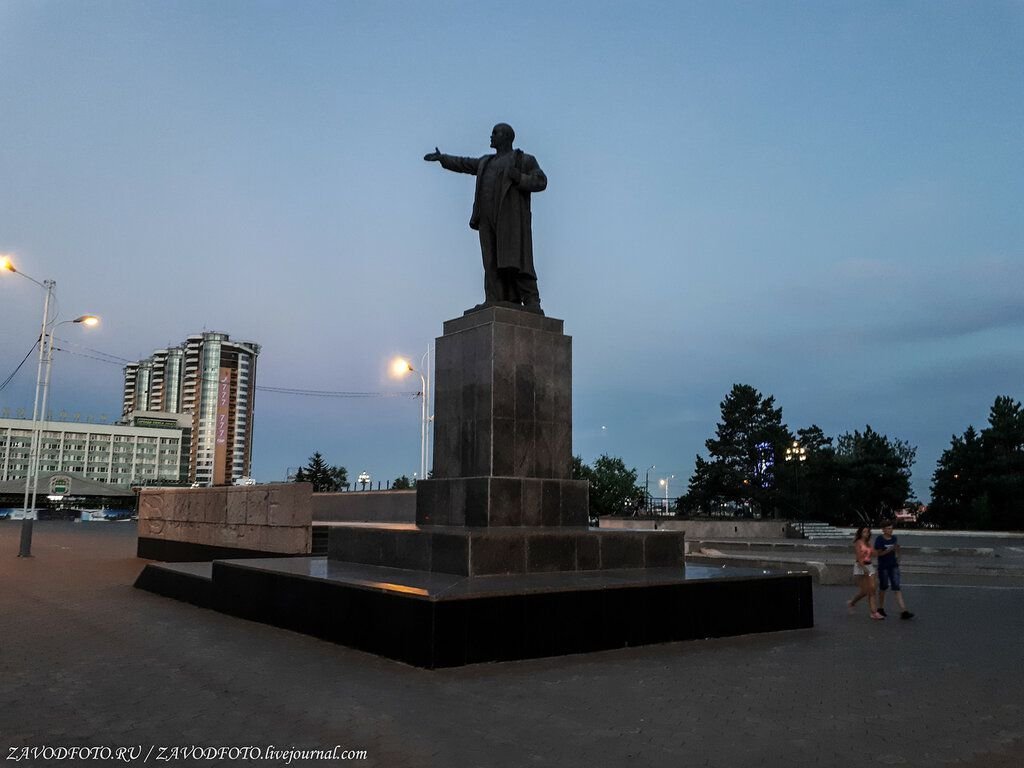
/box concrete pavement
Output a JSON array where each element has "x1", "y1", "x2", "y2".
[{"x1": 2, "y1": 521, "x2": 1023, "y2": 768}]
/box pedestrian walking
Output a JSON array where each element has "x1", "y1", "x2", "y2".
[
  {"x1": 875, "y1": 520, "x2": 914, "y2": 619},
  {"x1": 848, "y1": 526, "x2": 884, "y2": 620}
]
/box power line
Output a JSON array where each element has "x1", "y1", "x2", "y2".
[
  {"x1": 257, "y1": 387, "x2": 419, "y2": 398},
  {"x1": 54, "y1": 346, "x2": 420, "y2": 399},
  {"x1": 0, "y1": 337, "x2": 41, "y2": 394}
]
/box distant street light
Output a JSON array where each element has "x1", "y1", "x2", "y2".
[
  {"x1": 785, "y1": 439, "x2": 808, "y2": 519},
  {"x1": 390, "y1": 347, "x2": 432, "y2": 481},
  {"x1": 2, "y1": 255, "x2": 99, "y2": 557},
  {"x1": 357, "y1": 472, "x2": 371, "y2": 491},
  {"x1": 658, "y1": 474, "x2": 675, "y2": 516}
]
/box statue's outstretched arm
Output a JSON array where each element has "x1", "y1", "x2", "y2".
[{"x1": 425, "y1": 151, "x2": 480, "y2": 175}]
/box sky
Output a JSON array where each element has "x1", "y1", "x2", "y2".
[{"x1": 1, "y1": 1, "x2": 1021, "y2": 500}]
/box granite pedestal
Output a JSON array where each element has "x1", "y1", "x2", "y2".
[
  {"x1": 416, "y1": 307, "x2": 586, "y2": 528},
  {"x1": 332, "y1": 308, "x2": 684, "y2": 576}
]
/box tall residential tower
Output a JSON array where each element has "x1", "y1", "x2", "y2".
[{"x1": 123, "y1": 332, "x2": 260, "y2": 485}]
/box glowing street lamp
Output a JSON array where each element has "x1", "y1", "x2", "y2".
[
  {"x1": 1, "y1": 254, "x2": 99, "y2": 556},
  {"x1": 390, "y1": 348, "x2": 432, "y2": 481},
  {"x1": 658, "y1": 474, "x2": 675, "y2": 516},
  {"x1": 785, "y1": 439, "x2": 808, "y2": 520}
]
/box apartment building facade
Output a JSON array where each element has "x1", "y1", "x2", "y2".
[
  {"x1": 0, "y1": 414, "x2": 189, "y2": 486},
  {"x1": 123, "y1": 332, "x2": 259, "y2": 486}
]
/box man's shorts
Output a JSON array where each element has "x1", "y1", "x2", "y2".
[{"x1": 878, "y1": 565, "x2": 901, "y2": 591}]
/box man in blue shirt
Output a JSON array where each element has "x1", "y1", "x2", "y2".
[{"x1": 875, "y1": 521, "x2": 914, "y2": 619}]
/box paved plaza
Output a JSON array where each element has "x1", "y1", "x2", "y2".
[{"x1": 2, "y1": 521, "x2": 1023, "y2": 768}]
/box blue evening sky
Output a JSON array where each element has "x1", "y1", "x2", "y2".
[{"x1": 1, "y1": 2, "x2": 1021, "y2": 499}]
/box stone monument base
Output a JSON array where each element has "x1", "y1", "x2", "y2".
[
  {"x1": 326, "y1": 523, "x2": 685, "y2": 577},
  {"x1": 415, "y1": 477, "x2": 589, "y2": 527},
  {"x1": 135, "y1": 556, "x2": 813, "y2": 668}
]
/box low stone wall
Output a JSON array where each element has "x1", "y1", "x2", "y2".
[
  {"x1": 312, "y1": 490, "x2": 416, "y2": 523},
  {"x1": 137, "y1": 483, "x2": 312, "y2": 558},
  {"x1": 599, "y1": 517, "x2": 797, "y2": 539}
]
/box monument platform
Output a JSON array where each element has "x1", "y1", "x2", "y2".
[
  {"x1": 135, "y1": 556, "x2": 813, "y2": 668},
  {"x1": 135, "y1": 307, "x2": 813, "y2": 667}
]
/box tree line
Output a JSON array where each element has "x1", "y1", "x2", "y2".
[
  {"x1": 575, "y1": 385, "x2": 1022, "y2": 530},
  {"x1": 682, "y1": 384, "x2": 916, "y2": 525}
]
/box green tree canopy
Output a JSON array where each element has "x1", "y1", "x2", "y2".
[
  {"x1": 683, "y1": 384, "x2": 792, "y2": 517},
  {"x1": 392, "y1": 475, "x2": 414, "y2": 490},
  {"x1": 294, "y1": 452, "x2": 348, "y2": 492},
  {"x1": 930, "y1": 396, "x2": 1024, "y2": 530},
  {"x1": 833, "y1": 426, "x2": 916, "y2": 523},
  {"x1": 328, "y1": 465, "x2": 349, "y2": 491},
  {"x1": 682, "y1": 385, "x2": 917, "y2": 525},
  {"x1": 573, "y1": 454, "x2": 644, "y2": 518}
]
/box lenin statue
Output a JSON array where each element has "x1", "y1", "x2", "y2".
[{"x1": 425, "y1": 123, "x2": 547, "y2": 314}]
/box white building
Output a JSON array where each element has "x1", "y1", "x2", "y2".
[{"x1": 0, "y1": 414, "x2": 190, "y2": 487}]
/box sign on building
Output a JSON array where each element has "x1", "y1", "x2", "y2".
[{"x1": 49, "y1": 474, "x2": 72, "y2": 496}]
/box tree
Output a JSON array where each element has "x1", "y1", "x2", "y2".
[
  {"x1": 979, "y1": 396, "x2": 1024, "y2": 530},
  {"x1": 294, "y1": 452, "x2": 346, "y2": 492},
  {"x1": 929, "y1": 426, "x2": 985, "y2": 528},
  {"x1": 683, "y1": 384, "x2": 792, "y2": 517},
  {"x1": 930, "y1": 396, "x2": 1024, "y2": 530},
  {"x1": 392, "y1": 475, "x2": 414, "y2": 490},
  {"x1": 573, "y1": 454, "x2": 645, "y2": 518},
  {"x1": 833, "y1": 426, "x2": 916, "y2": 524},
  {"x1": 328, "y1": 465, "x2": 349, "y2": 491}
]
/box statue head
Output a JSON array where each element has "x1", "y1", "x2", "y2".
[{"x1": 490, "y1": 123, "x2": 515, "y2": 151}]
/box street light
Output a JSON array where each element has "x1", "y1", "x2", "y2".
[
  {"x1": 785, "y1": 439, "x2": 808, "y2": 521},
  {"x1": 658, "y1": 474, "x2": 675, "y2": 516},
  {"x1": 390, "y1": 348, "x2": 432, "y2": 481},
  {"x1": 2, "y1": 255, "x2": 99, "y2": 556}
]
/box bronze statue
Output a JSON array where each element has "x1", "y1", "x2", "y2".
[{"x1": 425, "y1": 123, "x2": 547, "y2": 314}]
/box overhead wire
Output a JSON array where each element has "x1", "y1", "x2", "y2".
[
  {"x1": 0, "y1": 336, "x2": 41, "y2": 394},
  {"x1": 53, "y1": 346, "x2": 421, "y2": 399}
]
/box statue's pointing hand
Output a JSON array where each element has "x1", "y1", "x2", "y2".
[{"x1": 424, "y1": 147, "x2": 441, "y2": 162}]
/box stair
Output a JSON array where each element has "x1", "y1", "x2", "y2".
[
  {"x1": 795, "y1": 521, "x2": 850, "y2": 540},
  {"x1": 311, "y1": 525, "x2": 329, "y2": 556}
]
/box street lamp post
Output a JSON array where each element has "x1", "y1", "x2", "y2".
[
  {"x1": 27, "y1": 315, "x2": 100, "y2": 532},
  {"x1": 391, "y1": 348, "x2": 432, "y2": 481},
  {"x1": 2, "y1": 255, "x2": 98, "y2": 557},
  {"x1": 658, "y1": 474, "x2": 675, "y2": 516},
  {"x1": 785, "y1": 439, "x2": 808, "y2": 522},
  {"x1": 644, "y1": 465, "x2": 655, "y2": 516}
]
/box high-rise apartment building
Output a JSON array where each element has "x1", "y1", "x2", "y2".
[{"x1": 123, "y1": 332, "x2": 260, "y2": 486}]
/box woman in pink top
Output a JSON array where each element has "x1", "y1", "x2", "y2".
[{"x1": 848, "y1": 526, "x2": 884, "y2": 620}]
